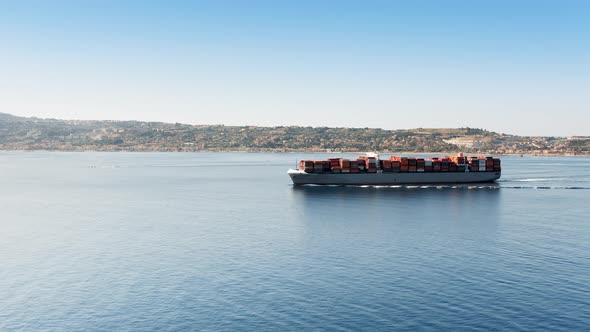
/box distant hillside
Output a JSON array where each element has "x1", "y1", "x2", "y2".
[{"x1": 0, "y1": 113, "x2": 588, "y2": 154}]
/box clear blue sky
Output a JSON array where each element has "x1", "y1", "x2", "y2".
[{"x1": 1, "y1": 0, "x2": 589, "y2": 136}]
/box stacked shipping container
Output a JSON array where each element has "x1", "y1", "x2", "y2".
[{"x1": 298, "y1": 155, "x2": 501, "y2": 174}]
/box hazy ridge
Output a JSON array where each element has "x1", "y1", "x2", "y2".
[{"x1": 0, "y1": 113, "x2": 588, "y2": 154}]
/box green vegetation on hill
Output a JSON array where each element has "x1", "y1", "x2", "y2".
[{"x1": 0, "y1": 113, "x2": 588, "y2": 154}]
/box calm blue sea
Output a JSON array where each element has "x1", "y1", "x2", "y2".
[{"x1": 1, "y1": 152, "x2": 589, "y2": 331}]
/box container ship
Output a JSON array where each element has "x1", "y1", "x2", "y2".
[{"x1": 288, "y1": 153, "x2": 501, "y2": 185}]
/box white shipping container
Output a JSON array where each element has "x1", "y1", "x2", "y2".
[{"x1": 425, "y1": 160, "x2": 433, "y2": 166}]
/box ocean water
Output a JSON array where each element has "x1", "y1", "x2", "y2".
[{"x1": 0, "y1": 152, "x2": 589, "y2": 331}]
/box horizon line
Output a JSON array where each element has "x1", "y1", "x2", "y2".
[{"x1": 0, "y1": 112, "x2": 551, "y2": 138}]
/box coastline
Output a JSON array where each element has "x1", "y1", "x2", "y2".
[{"x1": 1, "y1": 149, "x2": 588, "y2": 157}]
